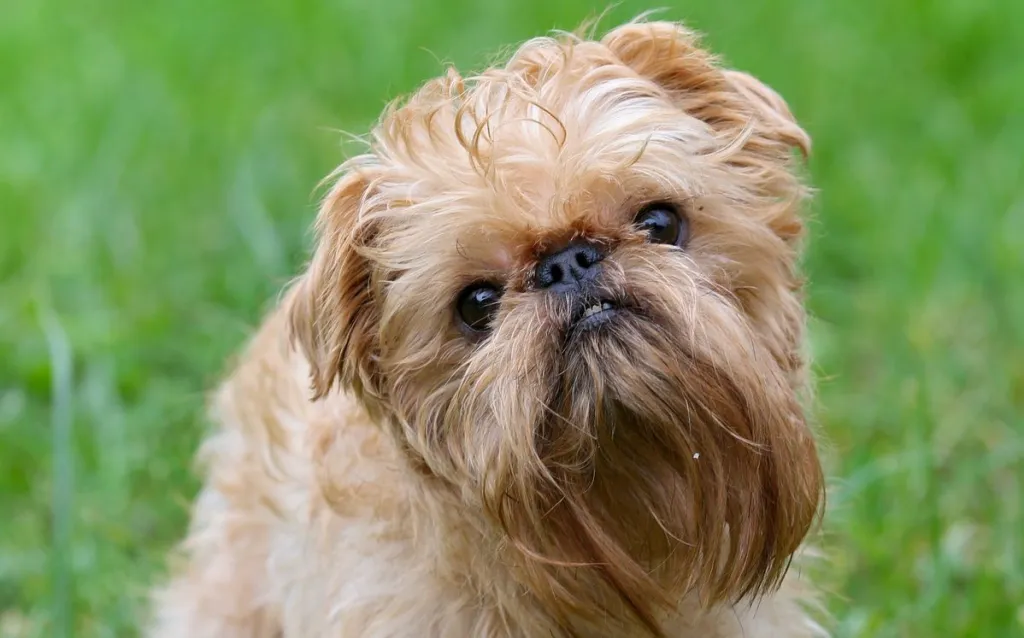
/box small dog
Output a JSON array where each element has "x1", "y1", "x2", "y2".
[{"x1": 151, "y1": 19, "x2": 826, "y2": 638}]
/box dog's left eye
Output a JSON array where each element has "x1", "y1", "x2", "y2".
[
  {"x1": 456, "y1": 283, "x2": 503, "y2": 333},
  {"x1": 634, "y1": 203, "x2": 688, "y2": 247}
]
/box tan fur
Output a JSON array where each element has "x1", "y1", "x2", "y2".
[{"x1": 150, "y1": 19, "x2": 827, "y2": 638}]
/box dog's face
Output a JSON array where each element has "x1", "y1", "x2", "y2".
[{"x1": 291, "y1": 21, "x2": 823, "y2": 630}]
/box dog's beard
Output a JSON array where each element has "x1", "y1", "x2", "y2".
[{"x1": 383, "y1": 247, "x2": 821, "y2": 632}]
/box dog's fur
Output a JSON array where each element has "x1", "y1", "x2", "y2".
[{"x1": 151, "y1": 19, "x2": 826, "y2": 637}]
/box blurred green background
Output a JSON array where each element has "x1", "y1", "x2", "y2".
[{"x1": 2, "y1": 0, "x2": 1022, "y2": 636}]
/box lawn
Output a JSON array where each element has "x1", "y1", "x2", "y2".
[{"x1": 1, "y1": 0, "x2": 1021, "y2": 636}]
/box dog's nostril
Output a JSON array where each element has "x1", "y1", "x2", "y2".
[
  {"x1": 575, "y1": 252, "x2": 590, "y2": 268},
  {"x1": 549, "y1": 264, "x2": 563, "y2": 284}
]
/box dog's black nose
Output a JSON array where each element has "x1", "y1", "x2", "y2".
[{"x1": 535, "y1": 241, "x2": 605, "y2": 292}]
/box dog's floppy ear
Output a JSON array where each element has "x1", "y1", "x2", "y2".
[
  {"x1": 289, "y1": 166, "x2": 381, "y2": 401},
  {"x1": 602, "y1": 20, "x2": 810, "y2": 157},
  {"x1": 720, "y1": 68, "x2": 810, "y2": 157}
]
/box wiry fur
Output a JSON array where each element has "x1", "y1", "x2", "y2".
[{"x1": 151, "y1": 19, "x2": 826, "y2": 638}]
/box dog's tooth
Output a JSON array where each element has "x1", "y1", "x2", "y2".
[{"x1": 581, "y1": 304, "x2": 602, "y2": 318}]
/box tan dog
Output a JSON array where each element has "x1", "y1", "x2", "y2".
[{"x1": 151, "y1": 19, "x2": 826, "y2": 638}]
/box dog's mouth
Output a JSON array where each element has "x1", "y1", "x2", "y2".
[{"x1": 571, "y1": 298, "x2": 620, "y2": 331}]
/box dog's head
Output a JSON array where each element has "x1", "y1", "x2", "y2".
[{"x1": 290, "y1": 20, "x2": 823, "y2": 632}]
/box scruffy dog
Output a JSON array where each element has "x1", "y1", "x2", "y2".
[{"x1": 151, "y1": 19, "x2": 826, "y2": 638}]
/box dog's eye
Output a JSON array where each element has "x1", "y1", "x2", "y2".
[
  {"x1": 456, "y1": 283, "x2": 502, "y2": 333},
  {"x1": 634, "y1": 203, "x2": 688, "y2": 247}
]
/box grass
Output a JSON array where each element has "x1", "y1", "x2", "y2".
[{"x1": 1, "y1": 0, "x2": 1021, "y2": 636}]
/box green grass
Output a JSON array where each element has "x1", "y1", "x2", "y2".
[{"x1": 2, "y1": 0, "x2": 1022, "y2": 636}]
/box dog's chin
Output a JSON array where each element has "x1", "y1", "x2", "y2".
[
  {"x1": 549, "y1": 302, "x2": 694, "y2": 461},
  {"x1": 457, "y1": 294, "x2": 822, "y2": 629}
]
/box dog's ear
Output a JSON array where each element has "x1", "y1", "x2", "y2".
[
  {"x1": 720, "y1": 68, "x2": 810, "y2": 157},
  {"x1": 602, "y1": 21, "x2": 810, "y2": 157},
  {"x1": 289, "y1": 166, "x2": 381, "y2": 401}
]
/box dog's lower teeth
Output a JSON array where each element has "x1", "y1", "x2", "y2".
[{"x1": 581, "y1": 302, "x2": 614, "y2": 320}]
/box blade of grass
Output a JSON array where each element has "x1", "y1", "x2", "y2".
[{"x1": 44, "y1": 305, "x2": 73, "y2": 638}]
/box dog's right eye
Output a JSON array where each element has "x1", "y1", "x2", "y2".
[{"x1": 456, "y1": 283, "x2": 502, "y2": 333}]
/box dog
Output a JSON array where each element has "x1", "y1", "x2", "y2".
[{"x1": 150, "y1": 18, "x2": 826, "y2": 638}]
